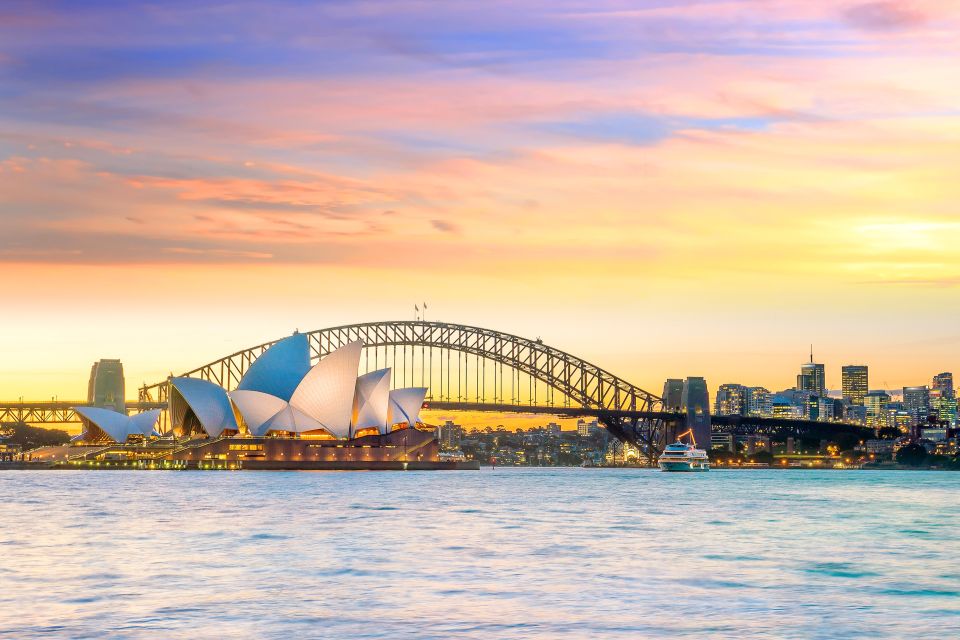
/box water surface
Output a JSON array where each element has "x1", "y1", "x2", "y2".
[{"x1": 2, "y1": 468, "x2": 958, "y2": 638}]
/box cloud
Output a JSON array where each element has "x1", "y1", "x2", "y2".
[
  {"x1": 430, "y1": 219, "x2": 459, "y2": 234},
  {"x1": 843, "y1": 2, "x2": 928, "y2": 31}
]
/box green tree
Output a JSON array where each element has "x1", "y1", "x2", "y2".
[
  {"x1": 0, "y1": 423, "x2": 70, "y2": 449},
  {"x1": 749, "y1": 450, "x2": 774, "y2": 464},
  {"x1": 895, "y1": 442, "x2": 927, "y2": 467}
]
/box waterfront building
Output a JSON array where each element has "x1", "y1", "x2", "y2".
[
  {"x1": 436, "y1": 420, "x2": 462, "y2": 450},
  {"x1": 903, "y1": 386, "x2": 931, "y2": 426},
  {"x1": 841, "y1": 365, "x2": 868, "y2": 406},
  {"x1": 140, "y1": 335, "x2": 436, "y2": 469},
  {"x1": 87, "y1": 359, "x2": 125, "y2": 413},
  {"x1": 710, "y1": 432, "x2": 734, "y2": 452},
  {"x1": 714, "y1": 383, "x2": 747, "y2": 416},
  {"x1": 662, "y1": 379, "x2": 684, "y2": 411},
  {"x1": 864, "y1": 390, "x2": 891, "y2": 430},
  {"x1": 745, "y1": 387, "x2": 772, "y2": 417}
]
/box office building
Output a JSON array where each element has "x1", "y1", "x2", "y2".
[
  {"x1": 714, "y1": 384, "x2": 747, "y2": 416},
  {"x1": 902, "y1": 386, "x2": 931, "y2": 426},
  {"x1": 864, "y1": 390, "x2": 890, "y2": 430},
  {"x1": 841, "y1": 365, "x2": 868, "y2": 406},
  {"x1": 932, "y1": 372, "x2": 954, "y2": 400},
  {"x1": 746, "y1": 387, "x2": 772, "y2": 417},
  {"x1": 797, "y1": 347, "x2": 825, "y2": 396}
]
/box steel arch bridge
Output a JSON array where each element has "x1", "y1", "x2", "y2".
[{"x1": 138, "y1": 321, "x2": 681, "y2": 460}]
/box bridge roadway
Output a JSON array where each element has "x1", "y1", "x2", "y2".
[
  {"x1": 0, "y1": 399, "x2": 676, "y2": 425},
  {"x1": 0, "y1": 400, "x2": 869, "y2": 441}
]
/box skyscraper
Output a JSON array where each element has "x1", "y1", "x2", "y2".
[
  {"x1": 797, "y1": 347, "x2": 825, "y2": 396},
  {"x1": 932, "y1": 372, "x2": 954, "y2": 400},
  {"x1": 714, "y1": 384, "x2": 747, "y2": 416},
  {"x1": 87, "y1": 359, "x2": 125, "y2": 413},
  {"x1": 841, "y1": 365, "x2": 868, "y2": 406},
  {"x1": 662, "y1": 379, "x2": 684, "y2": 411},
  {"x1": 864, "y1": 390, "x2": 890, "y2": 430},
  {"x1": 902, "y1": 386, "x2": 931, "y2": 426},
  {"x1": 929, "y1": 389, "x2": 957, "y2": 428}
]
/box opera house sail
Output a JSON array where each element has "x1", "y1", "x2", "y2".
[
  {"x1": 154, "y1": 336, "x2": 437, "y2": 463},
  {"x1": 74, "y1": 406, "x2": 161, "y2": 444},
  {"x1": 57, "y1": 333, "x2": 464, "y2": 470}
]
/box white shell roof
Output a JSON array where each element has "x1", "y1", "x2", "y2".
[
  {"x1": 352, "y1": 368, "x2": 391, "y2": 435},
  {"x1": 387, "y1": 387, "x2": 427, "y2": 428},
  {"x1": 260, "y1": 403, "x2": 329, "y2": 435},
  {"x1": 290, "y1": 341, "x2": 363, "y2": 439},
  {"x1": 74, "y1": 406, "x2": 161, "y2": 443},
  {"x1": 74, "y1": 406, "x2": 134, "y2": 443},
  {"x1": 230, "y1": 389, "x2": 289, "y2": 437},
  {"x1": 236, "y1": 333, "x2": 311, "y2": 401},
  {"x1": 129, "y1": 409, "x2": 162, "y2": 437},
  {"x1": 171, "y1": 377, "x2": 239, "y2": 438}
]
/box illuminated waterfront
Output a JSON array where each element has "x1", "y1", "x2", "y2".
[{"x1": 2, "y1": 468, "x2": 958, "y2": 638}]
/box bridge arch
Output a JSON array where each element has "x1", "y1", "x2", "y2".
[{"x1": 139, "y1": 321, "x2": 675, "y2": 457}]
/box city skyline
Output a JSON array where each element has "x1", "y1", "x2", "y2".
[{"x1": 5, "y1": 1, "x2": 960, "y2": 399}]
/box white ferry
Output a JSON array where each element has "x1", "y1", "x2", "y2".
[{"x1": 658, "y1": 430, "x2": 710, "y2": 472}]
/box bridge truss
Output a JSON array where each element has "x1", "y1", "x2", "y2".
[
  {"x1": 0, "y1": 402, "x2": 165, "y2": 426},
  {"x1": 138, "y1": 321, "x2": 680, "y2": 462}
]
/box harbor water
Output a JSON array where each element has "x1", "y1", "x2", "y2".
[{"x1": 1, "y1": 468, "x2": 958, "y2": 638}]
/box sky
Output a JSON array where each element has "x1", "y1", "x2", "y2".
[{"x1": 2, "y1": 0, "x2": 960, "y2": 405}]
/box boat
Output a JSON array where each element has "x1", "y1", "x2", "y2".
[{"x1": 658, "y1": 429, "x2": 710, "y2": 472}]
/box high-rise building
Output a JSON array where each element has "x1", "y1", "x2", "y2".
[
  {"x1": 929, "y1": 389, "x2": 957, "y2": 428},
  {"x1": 87, "y1": 359, "x2": 125, "y2": 413},
  {"x1": 797, "y1": 347, "x2": 825, "y2": 396},
  {"x1": 714, "y1": 383, "x2": 747, "y2": 416},
  {"x1": 436, "y1": 420, "x2": 463, "y2": 450},
  {"x1": 680, "y1": 377, "x2": 711, "y2": 449},
  {"x1": 864, "y1": 390, "x2": 890, "y2": 430},
  {"x1": 841, "y1": 365, "x2": 868, "y2": 406},
  {"x1": 744, "y1": 387, "x2": 771, "y2": 417},
  {"x1": 932, "y1": 372, "x2": 954, "y2": 400},
  {"x1": 902, "y1": 386, "x2": 931, "y2": 426},
  {"x1": 662, "y1": 379, "x2": 684, "y2": 411}
]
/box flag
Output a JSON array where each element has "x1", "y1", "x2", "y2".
[
  {"x1": 423, "y1": 302, "x2": 427, "y2": 310},
  {"x1": 415, "y1": 304, "x2": 419, "y2": 311}
]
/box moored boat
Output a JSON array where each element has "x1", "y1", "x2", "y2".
[{"x1": 658, "y1": 430, "x2": 710, "y2": 472}]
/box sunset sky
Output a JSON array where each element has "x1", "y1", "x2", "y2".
[{"x1": 3, "y1": 0, "x2": 960, "y2": 404}]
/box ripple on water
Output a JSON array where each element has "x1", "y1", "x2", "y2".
[
  {"x1": 804, "y1": 562, "x2": 879, "y2": 579},
  {"x1": 0, "y1": 468, "x2": 958, "y2": 639}
]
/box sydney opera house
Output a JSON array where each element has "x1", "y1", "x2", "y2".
[{"x1": 72, "y1": 335, "x2": 461, "y2": 470}]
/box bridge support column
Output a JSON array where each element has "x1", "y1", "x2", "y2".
[{"x1": 599, "y1": 413, "x2": 684, "y2": 466}]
